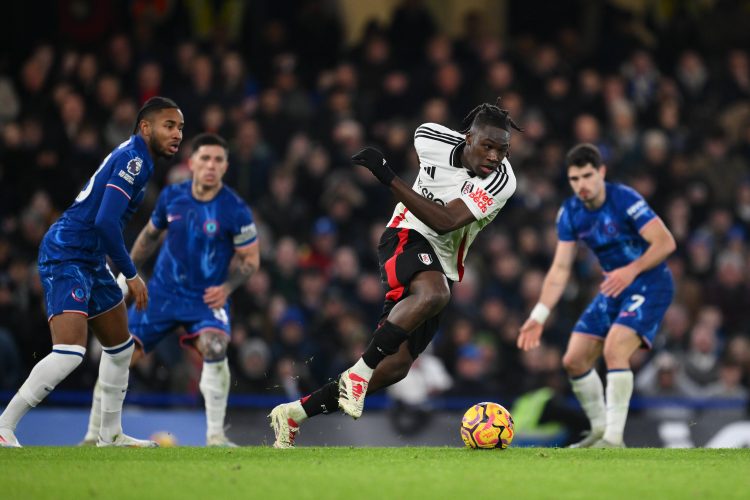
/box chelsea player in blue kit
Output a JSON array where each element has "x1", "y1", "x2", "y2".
[
  {"x1": 81, "y1": 133, "x2": 260, "y2": 447},
  {"x1": 0, "y1": 97, "x2": 184, "y2": 448},
  {"x1": 517, "y1": 143, "x2": 676, "y2": 448}
]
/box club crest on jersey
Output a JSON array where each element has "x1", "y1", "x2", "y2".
[
  {"x1": 418, "y1": 253, "x2": 433, "y2": 265},
  {"x1": 71, "y1": 287, "x2": 86, "y2": 302},
  {"x1": 603, "y1": 220, "x2": 619, "y2": 236},
  {"x1": 461, "y1": 181, "x2": 474, "y2": 195},
  {"x1": 126, "y1": 157, "x2": 143, "y2": 176},
  {"x1": 203, "y1": 219, "x2": 219, "y2": 236}
]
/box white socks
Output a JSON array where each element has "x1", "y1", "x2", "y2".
[
  {"x1": 351, "y1": 358, "x2": 374, "y2": 380},
  {"x1": 287, "y1": 400, "x2": 308, "y2": 423},
  {"x1": 0, "y1": 344, "x2": 85, "y2": 431},
  {"x1": 84, "y1": 380, "x2": 103, "y2": 441},
  {"x1": 98, "y1": 337, "x2": 134, "y2": 442},
  {"x1": 603, "y1": 370, "x2": 633, "y2": 445},
  {"x1": 570, "y1": 369, "x2": 606, "y2": 435},
  {"x1": 200, "y1": 359, "x2": 230, "y2": 438}
]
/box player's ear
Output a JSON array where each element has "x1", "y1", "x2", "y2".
[
  {"x1": 465, "y1": 131, "x2": 472, "y2": 146},
  {"x1": 141, "y1": 119, "x2": 152, "y2": 138},
  {"x1": 600, "y1": 165, "x2": 607, "y2": 178}
]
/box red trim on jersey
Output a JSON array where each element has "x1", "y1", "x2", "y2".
[
  {"x1": 106, "y1": 184, "x2": 132, "y2": 200},
  {"x1": 384, "y1": 229, "x2": 410, "y2": 301},
  {"x1": 389, "y1": 208, "x2": 409, "y2": 228},
  {"x1": 456, "y1": 234, "x2": 468, "y2": 281}
]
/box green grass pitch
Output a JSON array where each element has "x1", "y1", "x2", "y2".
[{"x1": 3, "y1": 447, "x2": 749, "y2": 499}]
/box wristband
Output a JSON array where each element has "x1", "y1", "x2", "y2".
[
  {"x1": 530, "y1": 303, "x2": 550, "y2": 324},
  {"x1": 116, "y1": 273, "x2": 129, "y2": 297}
]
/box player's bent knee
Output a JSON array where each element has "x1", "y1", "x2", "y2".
[
  {"x1": 198, "y1": 331, "x2": 229, "y2": 361},
  {"x1": 415, "y1": 288, "x2": 451, "y2": 317},
  {"x1": 562, "y1": 354, "x2": 589, "y2": 376},
  {"x1": 602, "y1": 347, "x2": 629, "y2": 368}
]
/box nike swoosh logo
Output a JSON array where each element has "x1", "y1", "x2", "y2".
[{"x1": 167, "y1": 214, "x2": 182, "y2": 222}]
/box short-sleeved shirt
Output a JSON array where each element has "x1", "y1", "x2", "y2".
[
  {"x1": 387, "y1": 123, "x2": 517, "y2": 281},
  {"x1": 556, "y1": 182, "x2": 667, "y2": 275},
  {"x1": 42, "y1": 135, "x2": 153, "y2": 264},
  {"x1": 148, "y1": 181, "x2": 257, "y2": 301},
  {"x1": 557, "y1": 182, "x2": 673, "y2": 343}
]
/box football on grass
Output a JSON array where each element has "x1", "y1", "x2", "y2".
[{"x1": 460, "y1": 402, "x2": 514, "y2": 449}]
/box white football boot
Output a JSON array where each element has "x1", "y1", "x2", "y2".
[
  {"x1": 568, "y1": 430, "x2": 604, "y2": 448},
  {"x1": 337, "y1": 369, "x2": 369, "y2": 419},
  {"x1": 590, "y1": 438, "x2": 626, "y2": 448},
  {"x1": 268, "y1": 403, "x2": 300, "y2": 449},
  {"x1": 207, "y1": 434, "x2": 239, "y2": 447},
  {"x1": 97, "y1": 433, "x2": 159, "y2": 448},
  {"x1": 0, "y1": 428, "x2": 21, "y2": 448}
]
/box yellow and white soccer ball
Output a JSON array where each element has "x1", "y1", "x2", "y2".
[
  {"x1": 149, "y1": 431, "x2": 178, "y2": 447},
  {"x1": 460, "y1": 402, "x2": 514, "y2": 449}
]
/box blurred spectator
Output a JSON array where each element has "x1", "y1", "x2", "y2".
[
  {"x1": 0, "y1": 328, "x2": 22, "y2": 389},
  {"x1": 636, "y1": 352, "x2": 698, "y2": 421},
  {"x1": 680, "y1": 319, "x2": 721, "y2": 388},
  {"x1": 234, "y1": 338, "x2": 274, "y2": 394},
  {"x1": 256, "y1": 170, "x2": 309, "y2": 240},
  {"x1": 299, "y1": 217, "x2": 338, "y2": 276},
  {"x1": 387, "y1": 352, "x2": 452, "y2": 407},
  {"x1": 387, "y1": 350, "x2": 452, "y2": 436},
  {"x1": 227, "y1": 119, "x2": 276, "y2": 202}
]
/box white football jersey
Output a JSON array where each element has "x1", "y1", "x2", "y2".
[{"x1": 387, "y1": 122, "x2": 516, "y2": 281}]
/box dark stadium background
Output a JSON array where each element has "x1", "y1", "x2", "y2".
[{"x1": 1, "y1": 0, "x2": 749, "y2": 447}]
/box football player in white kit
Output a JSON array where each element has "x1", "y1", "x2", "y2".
[{"x1": 269, "y1": 100, "x2": 521, "y2": 447}]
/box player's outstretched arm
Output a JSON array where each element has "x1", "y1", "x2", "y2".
[
  {"x1": 351, "y1": 147, "x2": 476, "y2": 234},
  {"x1": 203, "y1": 241, "x2": 259, "y2": 309},
  {"x1": 600, "y1": 218, "x2": 676, "y2": 298},
  {"x1": 518, "y1": 241, "x2": 576, "y2": 351}
]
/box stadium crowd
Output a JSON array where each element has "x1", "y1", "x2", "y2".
[{"x1": 0, "y1": 1, "x2": 749, "y2": 418}]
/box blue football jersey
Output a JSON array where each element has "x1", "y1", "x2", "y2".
[
  {"x1": 149, "y1": 181, "x2": 257, "y2": 299},
  {"x1": 44, "y1": 135, "x2": 154, "y2": 262},
  {"x1": 556, "y1": 183, "x2": 666, "y2": 273}
]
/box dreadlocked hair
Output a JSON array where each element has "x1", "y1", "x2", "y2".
[
  {"x1": 133, "y1": 96, "x2": 180, "y2": 134},
  {"x1": 458, "y1": 97, "x2": 523, "y2": 134}
]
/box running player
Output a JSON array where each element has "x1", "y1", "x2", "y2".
[
  {"x1": 269, "y1": 99, "x2": 520, "y2": 447},
  {"x1": 81, "y1": 133, "x2": 259, "y2": 447},
  {"x1": 517, "y1": 143, "x2": 676, "y2": 448},
  {"x1": 0, "y1": 97, "x2": 183, "y2": 447}
]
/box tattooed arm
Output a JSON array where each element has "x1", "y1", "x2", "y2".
[
  {"x1": 130, "y1": 220, "x2": 166, "y2": 268},
  {"x1": 203, "y1": 241, "x2": 260, "y2": 309}
]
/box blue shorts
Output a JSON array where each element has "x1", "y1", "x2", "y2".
[
  {"x1": 38, "y1": 244, "x2": 123, "y2": 321},
  {"x1": 573, "y1": 267, "x2": 674, "y2": 348},
  {"x1": 128, "y1": 291, "x2": 231, "y2": 353}
]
